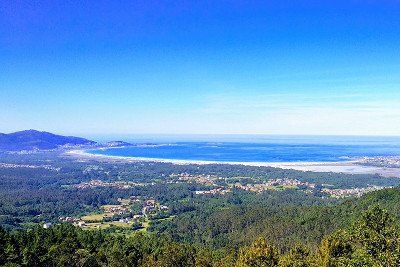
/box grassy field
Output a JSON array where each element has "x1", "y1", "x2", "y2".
[
  {"x1": 83, "y1": 216, "x2": 175, "y2": 233},
  {"x1": 156, "y1": 215, "x2": 176, "y2": 222},
  {"x1": 82, "y1": 222, "x2": 108, "y2": 230},
  {"x1": 82, "y1": 200, "x2": 132, "y2": 222},
  {"x1": 81, "y1": 213, "x2": 114, "y2": 222},
  {"x1": 83, "y1": 220, "x2": 134, "y2": 230}
]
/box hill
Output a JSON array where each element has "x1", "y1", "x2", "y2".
[{"x1": 0, "y1": 130, "x2": 97, "y2": 151}]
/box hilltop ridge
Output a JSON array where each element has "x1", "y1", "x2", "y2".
[{"x1": 0, "y1": 130, "x2": 97, "y2": 151}]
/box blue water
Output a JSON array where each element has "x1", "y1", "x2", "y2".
[{"x1": 88, "y1": 135, "x2": 400, "y2": 163}]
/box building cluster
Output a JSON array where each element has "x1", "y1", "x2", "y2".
[
  {"x1": 170, "y1": 173, "x2": 219, "y2": 186},
  {"x1": 118, "y1": 215, "x2": 143, "y2": 224},
  {"x1": 129, "y1": 196, "x2": 141, "y2": 202},
  {"x1": 0, "y1": 163, "x2": 60, "y2": 171},
  {"x1": 59, "y1": 216, "x2": 86, "y2": 227},
  {"x1": 232, "y1": 178, "x2": 315, "y2": 193},
  {"x1": 43, "y1": 222, "x2": 52, "y2": 229},
  {"x1": 195, "y1": 187, "x2": 231, "y2": 195},
  {"x1": 59, "y1": 216, "x2": 79, "y2": 223},
  {"x1": 356, "y1": 156, "x2": 400, "y2": 168},
  {"x1": 72, "y1": 179, "x2": 145, "y2": 189},
  {"x1": 190, "y1": 178, "x2": 317, "y2": 195},
  {"x1": 322, "y1": 185, "x2": 388, "y2": 198},
  {"x1": 116, "y1": 198, "x2": 169, "y2": 224},
  {"x1": 66, "y1": 195, "x2": 172, "y2": 229},
  {"x1": 265, "y1": 178, "x2": 315, "y2": 188},
  {"x1": 103, "y1": 205, "x2": 129, "y2": 215},
  {"x1": 82, "y1": 165, "x2": 104, "y2": 173},
  {"x1": 141, "y1": 199, "x2": 169, "y2": 216}
]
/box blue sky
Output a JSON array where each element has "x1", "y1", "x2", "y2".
[{"x1": 1, "y1": 1, "x2": 400, "y2": 136}]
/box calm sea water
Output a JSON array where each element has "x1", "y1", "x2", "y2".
[{"x1": 88, "y1": 135, "x2": 400, "y2": 163}]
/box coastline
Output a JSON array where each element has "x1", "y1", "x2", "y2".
[{"x1": 66, "y1": 149, "x2": 400, "y2": 178}]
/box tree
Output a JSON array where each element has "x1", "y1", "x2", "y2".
[
  {"x1": 353, "y1": 206, "x2": 400, "y2": 266},
  {"x1": 316, "y1": 206, "x2": 400, "y2": 267},
  {"x1": 0, "y1": 227, "x2": 8, "y2": 265},
  {"x1": 236, "y1": 238, "x2": 279, "y2": 267},
  {"x1": 278, "y1": 244, "x2": 310, "y2": 267}
]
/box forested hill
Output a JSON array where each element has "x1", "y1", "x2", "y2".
[
  {"x1": 0, "y1": 130, "x2": 97, "y2": 151},
  {"x1": 0, "y1": 206, "x2": 399, "y2": 266}
]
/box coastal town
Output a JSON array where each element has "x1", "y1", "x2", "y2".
[{"x1": 356, "y1": 156, "x2": 400, "y2": 168}]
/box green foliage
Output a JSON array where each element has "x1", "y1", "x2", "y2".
[
  {"x1": 278, "y1": 244, "x2": 311, "y2": 267},
  {"x1": 1, "y1": 206, "x2": 400, "y2": 267},
  {"x1": 236, "y1": 238, "x2": 279, "y2": 267},
  {"x1": 316, "y1": 206, "x2": 400, "y2": 267},
  {"x1": 2, "y1": 153, "x2": 400, "y2": 266}
]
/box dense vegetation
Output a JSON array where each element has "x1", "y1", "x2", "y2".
[
  {"x1": 1, "y1": 152, "x2": 400, "y2": 266},
  {"x1": 150, "y1": 187, "x2": 400, "y2": 250},
  {"x1": 1, "y1": 206, "x2": 400, "y2": 266}
]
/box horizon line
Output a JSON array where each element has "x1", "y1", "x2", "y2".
[{"x1": 2, "y1": 129, "x2": 400, "y2": 138}]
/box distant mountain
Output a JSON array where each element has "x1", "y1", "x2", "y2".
[
  {"x1": 104, "y1": 141, "x2": 133, "y2": 147},
  {"x1": 0, "y1": 130, "x2": 97, "y2": 151}
]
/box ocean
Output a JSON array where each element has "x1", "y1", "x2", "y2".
[{"x1": 88, "y1": 135, "x2": 400, "y2": 163}]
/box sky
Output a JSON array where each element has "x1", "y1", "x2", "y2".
[{"x1": 1, "y1": 0, "x2": 400, "y2": 136}]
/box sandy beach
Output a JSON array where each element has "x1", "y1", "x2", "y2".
[{"x1": 66, "y1": 150, "x2": 400, "y2": 178}]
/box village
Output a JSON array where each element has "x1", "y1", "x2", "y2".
[
  {"x1": 36, "y1": 172, "x2": 397, "y2": 232},
  {"x1": 58, "y1": 196, "x2": 170, "y2": 231},
  {"x1": 321, "y1": 185, "x2": 389, "y2": 198},
  {"x1": 72, "y1": 179, "x2": 149, "y2": 189},
  {"x1": 169, "y1": 172, "x2": 221, "y2": 186},
  {"x1": 230, "y1": 178, "x2": 316, "y2": 193},
  {"x1": 168, "y1": 173, "x2": 388, "y2": 198}
]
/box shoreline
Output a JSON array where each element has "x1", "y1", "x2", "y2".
[{"x1": 66, "y1": 149, "x2": 400, "y2": 178}]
